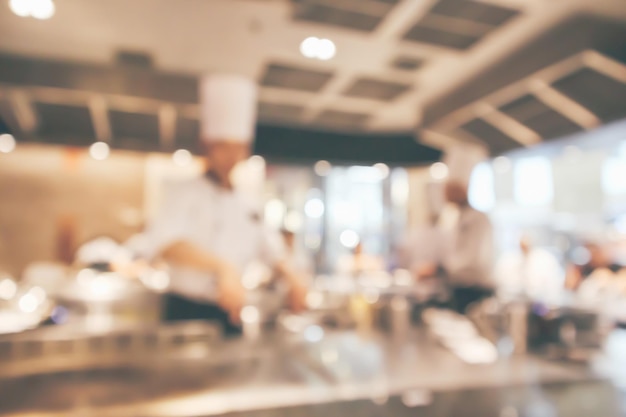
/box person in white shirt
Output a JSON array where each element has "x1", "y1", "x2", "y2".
[
  {"x1": 399, "y1": 214, "x2": 447, "y2": 280},
  {"x1": 442, "y1": 181, "x2": 495, "y2": 314},
  {"x1": 494, "y1": 234, "x2": 564, "y2": 303},
  {"x1": 141, "y1": 75, "x2": 307, "y2": 336},
  {"x1": 434, "y1": 146, "x2": 495, "y2": 314}
]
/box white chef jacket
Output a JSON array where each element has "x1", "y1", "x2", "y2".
[
  {"x1": 141, "y1": 176, "x2": 285, "y2": 303},
  {"x1": 443, "y1": 206, "x2": 494, "y2": 288},
  {"x1": 495, "y1": 248, "x2": 564, "y2": 303}
]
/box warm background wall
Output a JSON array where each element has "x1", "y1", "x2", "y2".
[{"x1": 0, "y1": 144, "x2": 146, "y2": 276}]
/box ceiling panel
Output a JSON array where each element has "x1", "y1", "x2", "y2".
[
  {"x1": 35, "y1": 103, "x2": 94, "y2": 145},
  {"x1": 292, "y1": 2, "x2": 384, "y2": 33},
  {"x1": 343, "y1": 78, "x2": 411, "y2": 101},
  {"x1": 258, "y1": 102, "x2": 305, "y2": 123},
  {"x1": 422, "y1": 16, "x2": 626, "y2": 127},
  {"x1": 260, "y1": 63, "x2": 334, "y2": 93},
  {"x1": 499, "y1": 94, "x2": 550, "y2": 121},
  {"x1": 524, "y1": 111, "x2": 581, "y2": 140},
  {"x1": 403, "y1": 0, "x2": 519, "y2": 50},
  {"x1": 460, "y1": 118, "x2": 520, "y2": 154},
  {"x1": 0, "y1": 100, "x2": 20, "y2": 137},
  {"x1": 390, "y1": 55, "x2": 424, "y2": 71},
  {"x1": 109, "y1": 110, "x2": 159, "y2": 150},
  {"x1": 430, "y1": 0, "x2": 519, "y2": 26},
  {"x1": 314, "y1": 109, "x2": 369, "y2": 129},
  {"x1": 499, "y1": 94, "x2": 580, "y2": 139},
  {"x1": 175, "y1": 117, "x2": 200, "y2": 153},
  {"x1": 403, "y1": 24, "x2": 481, "y2": 50},
  {"x1": 0, "y1": 54, "x2": 198, "y2": 104},
  {"x1": 552, "y1": 68, "x2": 626, "y2": 123}
]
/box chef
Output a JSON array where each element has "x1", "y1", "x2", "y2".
[
  {"x1": 142, "y1": 74, "x2": 307, "y2": 336},
  {"x1": 440, "y1": 146, "x2": 495, "y2": 314}
]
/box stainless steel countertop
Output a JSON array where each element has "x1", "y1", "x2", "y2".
[{"x1": 1, "y1": 325, "x2": 609, "y2": 417}]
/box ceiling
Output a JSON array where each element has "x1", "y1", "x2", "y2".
[{"x1": 0, "y1": 0, "x2": 625, "y2": 159}]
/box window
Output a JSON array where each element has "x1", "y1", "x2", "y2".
[
  {"x1": 468, "y1": 162, "x2": 495, "y2": 212},
  {"x1": 514, "y1": 157, "x2": 553, "y2": 207},
  {"x1": 602, "y1": 143, "x2": 626, "y2": 196}
]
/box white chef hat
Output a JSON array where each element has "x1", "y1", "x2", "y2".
[
  {"x1": 442, "y1": 144, "x2": 488, "y2": 187},
  {"x1": 200, "y1": 74, "x2": 258, "y2": 144}
]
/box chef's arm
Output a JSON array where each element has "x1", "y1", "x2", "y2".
[
  {"x1": 564, "y1": 265, "x2": 582, "y2": 291},
  {"x1": 160, "y1": 240, "x2": 245, "y2": 322},
  {"x1": 273, "y1": 260, "x2": 308, "y2": 312},
  {"x1": 160, "y1": 240, "x2": 234, "y2": 279}
]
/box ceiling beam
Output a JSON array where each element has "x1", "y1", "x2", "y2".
[
  {"x1": 375, "y1": 0, "x2": 436, "y2": 40},
  {"x1": 9, "y1": 90, "x2": 38, "y2": 134},
  {"x1": 88, "y1": 96, "x2": 112, "y2": 143},
  {"x1": 583, "y1": 50, "x2": 626, "y2": 84},
  {"x1": 529, "y1": 79, "x2": 600, "y2": 130},
  {"x1": 477, "y1": 102, "x2": 541, "y2": 146},
  {"x1": 430, "y1": 51, "x2": 587, "y2": 130},
  {"x1": 158, "y1": 104, "x2": 177, "y2": 150},
  {"x1": 420, "y1": 129, "x2": 470, "y2": 151},
  {"x1": 0, "y1": 83, "x2": 199, "y2": 121}
]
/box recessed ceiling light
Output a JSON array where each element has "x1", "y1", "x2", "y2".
[
  {"x1": 172, "y1": 149, "x2": 192, "y2": 166},
  {"x1": 300, "y1": 37, "x2": 319, "y2": 59},
  {"x1": 0, "y1": 134, "x2": 16, "y2": 153},
  {"x1": 300, "y1": 37, "x2": 336, "y2": 61},
  {"x1": 30, "y1": 0, "x2": 55, "y2": 19},
  {"x1": 89, "y1": 141, "x2": 110, "y2": 161},
  {"x1": 316, "y1": 39, "x2": 336, "y2": 61},
  {"x1": 9, "y1": 0, "x2": 56, "y2": 20},
  {"x1": 9, "y1": 0, "x2": 31, "y2": 16}
]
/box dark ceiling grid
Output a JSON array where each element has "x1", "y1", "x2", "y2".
[
  {"x1": 314, "y1": 109, "x2": 370, "y2": 129},
  {"x1": 258, "y1": 102, "x2": 305, "y2": 123},
  {"x1": 291, "y1": 0, "x2": 396, "y2": 33},
  {"x1": 0, "y1": 99, "x2": 22, "y2": 138},
  {"x1": 34, "y1": 102, "x2": 95, "y2": 146},
  {"x1": 551, "y1": 68, "x2": 626, "y2": 124},
  {"x1": 460, "y1": 118, "x2": 521, "y2": 155},
  {"x1": 498, "y1": 94, "x2": 580, "y2": 140},
  {"x1": 293, "y1": 3, "x2": 382, "y2": 32},
  {"x1": 260, "y1": 63, "x2": 334, "y2": 93},
  {"x1": 0, "y1": 54, "x2": 198, "y2": 104},
  {"x1": 430, "y1": 0, "x2": 519, "y2": 26},
  {"x1": 390, "y1": 55, "x2": 425, "y2": 71},
  {"x1": 174, "y1": 117, "x2": 201, "y2": 154},
  {"x1": 403, "y1": 25, "x2": 482, "y2": 50},
  {"x1": 402, "y1": 0, "x2": 520, "y2": 50},
  {"x1": 109, "y1": 110, "x2": 160, "y2": 151},
  {"x1": 254, "y1": 124, "x2": 442, "y2": 165},
  {"x1": 343, "y1": 77, "x2": 412, "y2": 101}
]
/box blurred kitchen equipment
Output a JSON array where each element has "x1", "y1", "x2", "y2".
[
  {"x1": 0, "y1": 272, "x2": 54, "y2": 335},
  {"x1": 53, "y1": 267, "x2": 163, "y2": 329},
  {"x1": 0, "y1": 321, "x2": 221, "y2": 378},
  {"x1": 469, "y1": 298, "x2": 606, "y2": 361}
]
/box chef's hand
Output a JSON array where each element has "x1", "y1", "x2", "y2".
[
  {"x1": 414, "y1": 262, "x2": 437, "y2": 280},
  {"x1": 216, "y1": 264, "x2": 246, "y2": 324},
  {"x1": 288, "y1": 282, "x2": 308, "y2": 313},
  {"x1": 273, "y1": 261, "x2": 309, "y2": 313}
]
